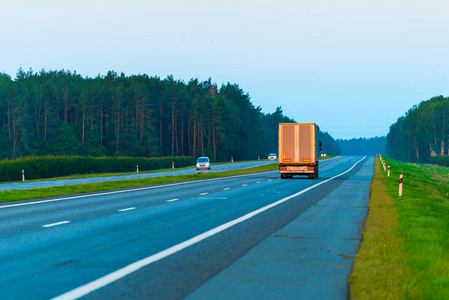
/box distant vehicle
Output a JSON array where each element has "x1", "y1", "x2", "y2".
[
  {"x1": 268, "y1": 153, "x2": 277, "y2": 161},
  {"x1": 196, "y1": 157, "x2": 211, "y2": 170},
  {"x1": 278, "y1": 123, "x2": 322, "y2": 179}
]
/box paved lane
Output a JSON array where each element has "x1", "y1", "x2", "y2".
[
  {"x1": 0, "y1": 160, "x2": 272, "y2": 191},
  {"x1": 188, "y1": 157, "x2": 374, "y2": 299},
  {"x1": 0, "y1": 156, "x2": 369, "y2": 299}
]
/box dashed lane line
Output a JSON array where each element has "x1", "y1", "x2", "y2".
[
  {"x1": 52, "y1": 156, "x2": 366, "y2": 300},
  {"x1": 0, "y1": 170, "x2": 277, "y2": 210},
  {"x1": 118, "y1": 207, "x2": 136, "y2": 212},
  {"x1": 42, "y1": 221, "x2": 70, "y2": 228}
]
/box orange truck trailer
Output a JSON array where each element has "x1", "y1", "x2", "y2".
[{"x1": 278, "y1": 123, "x2": 321, "y2": 179}]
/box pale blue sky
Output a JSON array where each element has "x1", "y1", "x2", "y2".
[{"x1": 1, "y1": 0, "x2": 448, "y2": 139}]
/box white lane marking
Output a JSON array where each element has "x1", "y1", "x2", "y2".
[
  {"x1": 0, "y1": 170, "x2": 277, "y2": 210},
  {"x1": 51, "y1": 156, "x2": 366, "y2": 300},
  {"x1": 241, "y1": 184, "x2": 247, "y2": 186},
  {"x1": 199, "y1": 193, "x2": 208, "y2": 196},
  {"x1": 223, "y1": 188, "x2": 230, "y2": 190},
  {"x1": 268, "y1": 179, "x2": 272, "y2": 181},
  {"x1": 256, "y1": 181, "x2": 261, "y2": 184},
  {"x1": 166, "y1": 198, "x2": 180, "y2": 202},
  {"x1": 118, "y1": 207, "x2": 136, "y2": 212},
  {"x1": 42, "y1": 221, "x2": 70, "y2": 228}
]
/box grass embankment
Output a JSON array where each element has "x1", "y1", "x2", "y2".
[
  {"x1": 0, "y1": 156, "x2": 196, "y2": 182},
  {"x1": 350, "y1": 157, "x2": 449, "y2": 299},
  {"x1": 319, "y1": 155, "x2": 339, "y2": 160},
  {"x1": 0, "y1": 163, "x2": 279, "y2": 203}
]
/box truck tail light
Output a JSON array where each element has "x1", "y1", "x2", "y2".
[
  {"x1": 303, "y1": 159, "x2": 311, "y2": 162},
  {"x1": 283, "y1": 159, "x2": 291, "y2": 162},
  {"x1": 280, "y1": 167, "x2": 287, "y2": 171}
]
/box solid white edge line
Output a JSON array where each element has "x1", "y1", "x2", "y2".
[
  {"x1": 223, "y1": 188, "x2": 230, "y2": 190},
  {"x1": 42, "y1": 221, "x2": 70, "y2": 228},
  {"x1": 51, "y1": 156, "x2": 366, "y2": 300},
  {"x1": 0, "y1": 170, "x2": 277, "y2": 210},
  {"x1": 199, "y1": 193, "x2": 208, "y2": 196},
  {"x1": 118, "y1": 207, "x2": 136, "y2": 212}
]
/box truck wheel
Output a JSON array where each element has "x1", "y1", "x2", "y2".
[{"x1": 281, "y1": 174, "x2": 287, "y2": 179}]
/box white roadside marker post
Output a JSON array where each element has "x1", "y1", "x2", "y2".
[
  {"x1": 388, "y1": 166, "x2": 390, "y2": 177},
  {"x1": 172, "y1": 162, "x2": 174, "y2": 169},
  {"x1": 137, "y1": 165, "x2": 139, "y2": 173},
  {"x1": 399, "y1": 174, "x2": 403, "y2": 197},
  {"x1": 22, "y1": 170, "x2": 25, "y2": 182},
  {"x1": 383, "y1": 162, "x2": 386, "y2": 171}
]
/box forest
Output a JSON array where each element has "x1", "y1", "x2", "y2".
[
  {"x1": 387, "y1": 95, "x2": 449, "y2": 162},
  {"x1": 337, "y1": 137, "x2": 386, "y2": 156},
  {"x1": 0, "y1": 69, "x2": 340, "y2": 162}
]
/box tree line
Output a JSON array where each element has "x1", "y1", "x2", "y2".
[
  {"x1": 0, "y1": 69, "x2": 341, "y2": 161},
  {"x1": 337, "y1": 137, "x2": 386, "y2": 156},
  {"x1": 387, "y1": 95, "x2": 449, "y2": 162}
]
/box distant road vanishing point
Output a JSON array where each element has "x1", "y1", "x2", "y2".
[{"x1": 0, "y1": 156, "x2": 373, "y2": 300}]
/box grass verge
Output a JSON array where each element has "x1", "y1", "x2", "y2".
[
  {"x1": 0, "y1": 163, "x2": 279, "y2": 203},
  {"x1": 350, "y1": 157, "x2": 449, "y2": 299},
  {"x1": 319, "y1": 155, "x2": 339, "y2": 160},
  {"x1": 0, "y1": 160, "x2": 265, "y2": 184}
]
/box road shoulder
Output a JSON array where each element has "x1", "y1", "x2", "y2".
[{"x1": 187, "y1": 157, "x2": 374, "y2": 300}]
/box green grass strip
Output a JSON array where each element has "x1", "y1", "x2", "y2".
[
  {"x1": 350, "y1": 157, "x2": 449, "y2": 299},
  {"x1": 0, "y1": 163, "x2": 279, "y2": 203}
]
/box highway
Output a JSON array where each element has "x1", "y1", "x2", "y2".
[
  {"x1": 0, "y1": 156, "x2": 372, "y2": 299},
  {"x1": 0, "y1": 160, "x2": 271, "y2": 191}
]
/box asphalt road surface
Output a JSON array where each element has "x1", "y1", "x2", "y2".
[
  {"x1": 0, "y1": 156, "x2": 372, "y2": 299},
  {"x1": 0, "y1": 160, "x2": 271, "y2": 191}
]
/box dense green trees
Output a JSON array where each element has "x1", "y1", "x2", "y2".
[
  {"x1": 337, "y1": 137, "x2": 386, "y2": 156},
  {"x1": 387, "y1": 95, "x2": 449, "y2": 162},
  {"x1": 0, "y1": 69, "x2": 342, "y2": 161},
  {"x1": 319, "y1": 131, "x2": 342, "y2": 155}
]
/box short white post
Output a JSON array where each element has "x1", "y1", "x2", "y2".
[
  {"x1": 172, "y1": 162, "x2": 174, "y2": 169},
  {"x1": 22, "y1": 170, "x2": 25, "y2": 182},
  {"x1": 137, "y1": 165, "x2": 139, "y2": 173},
  {"x1": 388, "y1": 166, "x2": 390, "y2": 177},
  {"x1": 399, "y1": 174, "x2": 403, "y2": 197},
  {"x1": 231, "y1": 157, "x2": 233, "y2": 163},
  {"x1": 383, "y1": 163, "x2": 386, "y2": 171},
  {"x1": 258, "y1": 156, "x2": 260, "y2": 161}
]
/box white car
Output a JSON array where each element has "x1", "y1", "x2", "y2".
[
  {"x1": 196, "y1": 157, "x2": 211, "y2": 170},
  {"x1": 268, "y1": 153, "x2": 277, "y2": 161}
]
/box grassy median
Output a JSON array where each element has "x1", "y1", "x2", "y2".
[
  {"x1": 350, "y1": 157, "x2": 449, "y2": 299},
  {"x1": 0, "y1": 163, "x2": 279, "y2": 203}
]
